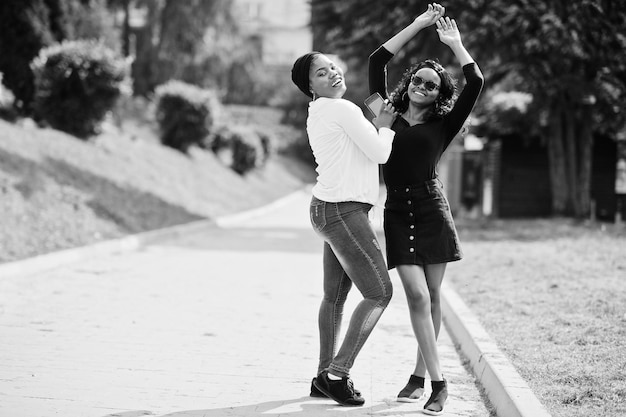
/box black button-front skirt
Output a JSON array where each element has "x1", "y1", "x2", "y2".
[{"x1": 384, "y1": 179, "x2": 462, "y2": 269}]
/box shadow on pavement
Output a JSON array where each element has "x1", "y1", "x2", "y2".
[{"x1": 117, "y1": 396, "x2": 408, "y2": 417}]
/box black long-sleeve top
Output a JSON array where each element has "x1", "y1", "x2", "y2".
[{"x1": 369, "y1": 46, "x2": 484, "y2": 186}]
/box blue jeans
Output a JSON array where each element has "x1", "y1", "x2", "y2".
[{"x1": 310, "y1": 197, "x2": 393, "y2": 377}]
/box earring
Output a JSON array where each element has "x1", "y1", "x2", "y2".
[
  {"x1": 402, "y1": 91, "x2": 408, "y2": 101},
  {"x1": 311, "y1": 91, "x2": 317, "y2": 101},
  {"x1": 433, "y1": 96, "x2": 444, "y2": 114}
]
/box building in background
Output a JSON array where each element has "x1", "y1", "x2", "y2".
[{"x1": 234, "y1": 0, "x2": 312, "y2": 70}]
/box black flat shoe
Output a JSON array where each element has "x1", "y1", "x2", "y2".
[
  {"x1": 310, "y1": 377, "x2": 326, "y2": 397},
  {"x1": 311, "y1": 375, "x2": 362, "y2": 398},
  {"x1": 423, "y1": 378, "x2": 448, "y2": 416},
  {"x1": 397, "y1": 374, "x2": 425, "y2": 402},
  {"x1": 313, "y1": 370, "x2": 365, "y2": 406}
]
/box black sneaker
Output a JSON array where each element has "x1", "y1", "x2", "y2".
[
  {"x1": 423, "y1": 378, "x2": 448, "y2": 416},
  {"x1": 397, "y1": 374, "x2": 425, "y2": 402},
  {"x1": 313, "y1": 370, "x2": 365, "y2": 406},
  {"x1": 311, "y1": 376, "x2": 362, "y2": 398},
  {"x1": 310, "y1": 377, "x2": 326, "y2": 397}
]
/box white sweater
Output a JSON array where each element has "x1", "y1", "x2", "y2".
[{"x1": 307, "y1": 97, "x2": 395, "y2": 205}]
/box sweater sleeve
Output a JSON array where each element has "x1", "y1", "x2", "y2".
[
  {"x1": 442, "y1": 63, "x2": 485, "y2": 149},
  {"x1": 368, "y1": 46, "x2": 394, "y2": 98},
  {"x1": 334, "y1": 100, "x2": 395, "y2": 164}
]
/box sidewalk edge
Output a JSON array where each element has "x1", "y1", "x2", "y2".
[
  {"x1": 0, "y1": 219, "x2": 215, "y2": 279},
  {"x1": 442, "y1": 281, "x2": 552, "y2": 417},
  {"x1": 0, "y1": 186, "x2": 310, "y2": 279}
]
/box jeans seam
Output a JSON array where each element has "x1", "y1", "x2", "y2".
[
  {"x1": 330, "y1": 272, "x2": 349, "y2": 360},
  {"x1": 334, "y1": 299, "x2": 385, "y2": 375},
  {"x1": 332, "y1": 203, "x2": 389, "y2": 372}
]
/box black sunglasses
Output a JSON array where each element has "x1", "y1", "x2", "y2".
[{"x1": 410, "y1": 74, "x2": 440, "y2": 92}]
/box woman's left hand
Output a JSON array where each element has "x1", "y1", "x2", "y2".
[{"x1": 436, "y1": 17, "x2": 462, "y2": 46}]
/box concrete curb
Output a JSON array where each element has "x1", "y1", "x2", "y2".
[
  {"x1": 0, "y1": 187, "x2": 309, "y2": 279},
  {"x1": 442, "y1": 281, "x2": 552, "y2": 417}
]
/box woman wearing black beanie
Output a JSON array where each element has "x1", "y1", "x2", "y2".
[{"x1": 291, "y1": 51, "x2": 397, "y2": 407}]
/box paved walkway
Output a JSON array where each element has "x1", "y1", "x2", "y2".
[{"x1": 0, "y1": 189, "x2": 491, "y2": 417}]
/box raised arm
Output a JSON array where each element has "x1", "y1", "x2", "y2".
[
  {"x1": 436, "y1": 17, "x2": 484, "y2": 146},
  {"x1": 369, "y1": 3, "x2": 444, "y2": 97},
  {"x1": 383, "y1": 3, "x2": 445, "y2": 54},
  {"x1": 436, "y1": 16, "x2": 474, "y2": 66}
]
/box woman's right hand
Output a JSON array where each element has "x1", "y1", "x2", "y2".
[
  {"x1": 373, "y1": 100, "x2": 398, "y2": 130},
  {"x1": 414, "y1": 3, "x2": 445, "y2": 28}
]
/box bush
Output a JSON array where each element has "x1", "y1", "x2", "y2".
[
  {"x1": 231, "y1": 127, "x2": 265, "y2": 175},
  {"x1": 205, "y1": 125, "x2": 232, "y2": 154},
  {"x1": 155, "y1": 80, "x2": 220, "y2": 153},
  {"x1": 206, "y1": 125, "x2": 265, "y2": 175},
  {"x1": 254, "y1": 127, "x2": 275, "y2": 163},
  {"x1": 0, "y1": 73, "x2": 17, "y2": 121},
  {"x1": 31, "y1": 39, "x2": 129, "y2": 138}
]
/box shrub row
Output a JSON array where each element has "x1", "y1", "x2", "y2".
[
  {"x1": 154, "y1": 80, "x2": 274, "y2": 175},
  {"x1": 9, "y1": 39, "x2": 275, "y2": 175}
]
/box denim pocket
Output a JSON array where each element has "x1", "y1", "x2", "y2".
[{"x1": 310, "y1": 199, "x2": 327, "y2": 231}]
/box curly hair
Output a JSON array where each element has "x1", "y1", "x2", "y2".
[{"x1": 389, "y1": 59, "x2": 457, "y2": 121}]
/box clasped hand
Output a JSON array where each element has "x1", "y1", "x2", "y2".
[
  {"x1": 415, "y1": 3, "x2": 463, "y2": 46},
  {"x1": 414, "y1": 3, "x2": 445, "y2": 27},
  {"x1": 373, "y1": 100, "x2": 398, "y2": 130}
]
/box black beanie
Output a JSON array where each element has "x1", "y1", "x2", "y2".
[{"x1": 291, "y1": 52, "x2": 321, "y2": 98}]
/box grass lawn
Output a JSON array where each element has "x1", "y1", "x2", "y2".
[{"x1": 447, "y1": 218, "x2": 626, "y2": 417}]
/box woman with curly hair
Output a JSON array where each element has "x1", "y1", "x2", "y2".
[{"x1": 368, "y1": 3, "x2": 484, "y2": 415}]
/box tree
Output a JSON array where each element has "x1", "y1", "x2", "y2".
[
  {"x1": 0, "y1": 0, "x2": 68, "y2": 114},
  {"x1": 456, "y1": 0, "x2": 626, "y2": 217},
  {"x1": 106, "y1": 0, "x2": 132, "y2": 56},
  {"x1": 128, "y1": 0, "x2": 276, "y2": 104},
  {"x1": 310, "y1": 0, "x2": 626, "y2": 218},
  {"x1": 66, "y1": 0, "x2": 120, "y2": 52},
  {"x1": 0, "y1": 0, "x2": 121, "y2": 115},
  {"x1": 130, "y1": 0, "x2": 243, "y2": 96}
]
